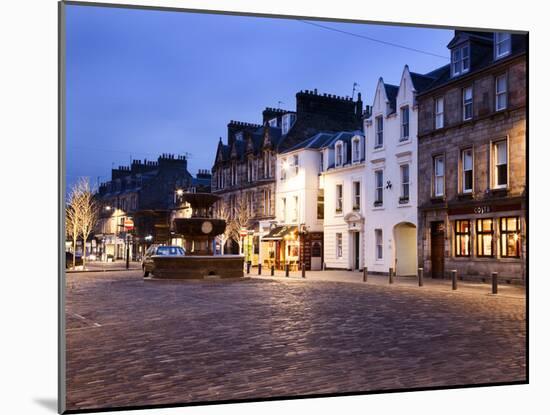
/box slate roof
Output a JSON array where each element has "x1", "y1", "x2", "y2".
[{"x1": 215, "y1": 125, "x2": 283, "y2": 163}]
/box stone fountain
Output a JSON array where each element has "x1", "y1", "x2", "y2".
[{"x1": 149, "y1": 193, "x2": 244, "y2": 279}]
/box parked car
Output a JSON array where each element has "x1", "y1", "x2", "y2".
[
  {"x1": 142, "y1": 245, "x2": 185, "y2": 277},
  {"x1": 65, "y1": 251, "x2": 83, "y2": 269}
]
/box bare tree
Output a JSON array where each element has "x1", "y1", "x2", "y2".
[
  {"x1": 66, "y1": 186, "x2": 82, "y2": 269},
  {"x1": 65, "y1": 178, "x2": 99, "y2": 269},
  {"x1": 215, "y1": 200, "x2": 234, "y2": 255},
  {"x1": 232, "y1": 194, "x2": 252, "y2": 255}
]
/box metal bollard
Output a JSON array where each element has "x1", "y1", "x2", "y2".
[
  {"x1": 271, "y1": 265, "x2": 275, "y2": 276},
  {"x1": 418, "y1": 267, "x2": 424, "y2": 287},
  {"x1": 246, "y1": 261, "x2": 251, "y2": 274},
  {"x1": 285, "y1": 264, "x2": 289, "y2": 277},
  {"x1": 492, "y1": 272, "x2": 498, "y2": 294},
  {"x1": 363, "y1": 267, "x2": 368, "y2": 282},
  {"x1": 389, "y1": 267, "x2": 394, "y2": 284},
  {"x1": 258, "y1": 264, "x2": 262, "y2": 276},
  {"x1": 451, "y1": 269, "x2": 457, "y2": 290},
  {"x1": 301, "y1": 263, "x2": 306, "y2": 279}
]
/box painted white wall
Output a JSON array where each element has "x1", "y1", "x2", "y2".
[
  {"x1": 364, "y1": 66, "x2": 419, "y2": 276},
  {"x1": 275, "y1": 149, "x2": 323, "y2": 232},
  {"x1": 322, "y1": 135, "x2": 366, "y2": 270}
]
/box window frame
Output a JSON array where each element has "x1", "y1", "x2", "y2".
[
  {"x1": 451, "y1": 44, "x2": 470, "y2": 77},
  {"x1": 336, "y1": 233, "x2": 343, "y2": 258},
  {"x1": 400, "y1": 164, "x2": 410, "y2": 203},
  {"x1": 374, "y1": 170, "x2": 384, "y2": 206},
  {"x1": 435, "y1": 97, "x2": 444, "y2": 129},
  {"x1": 492, "y1": 139, "x2": 509, "y2": 189},
  {"x1": 352, "y1": 180, "x2": 361, "y2": 211},
  {"x1": 499, "y1": 216, "x2": 521, "y2": 258},
  {"x1": 494, "y1": 32, "x2": 512, "y2": 59},
  {"x1": 317, "y1": 189, "x2": 324, "y2": 220},
  {"x1": 335, "y1": 183, "x2": 343, "y2": 214},
  {"x1": 495, "y1": 74, "x2": 508, "y2": 111},
  {"x1": 433, "y1": 155, "x2": 445, "y2": 198},
  {"x1": 463, "y1": 86, "x2": 473, "y2": 121},
  {"x1": 375, "y1": 116, "x2": 384, "y2": 149},
  {"x1": 461, "y1": 148, "x2": 474, "y2": 194},
  {"x1": 454, "y1": 219, "x2": 471, "y2": 257},
  {"x1": 352, "y1": 137, "x2": 361, "y2": 163},
  {"x1": 375, "y1": 229, "x2": 383, "y2": 260},
  {"x1": 476, "y1": 218, "x2": 494, "y2": 258},
  {"x1": 335, "y1": 142, "x2": 344, "y2": 167},
  {"x1": 400, "y1": 106, "x2": 410, "y2": 140}
]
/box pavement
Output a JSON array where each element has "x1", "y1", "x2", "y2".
[
  {"x1": 66, "y1": 261, "x2": 141, "y2": 272},
  {"x1": 64, "y1": 269, "x2": 526, "y2": 411}
]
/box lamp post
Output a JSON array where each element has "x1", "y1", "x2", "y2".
[{"x1": 299, "y1": 223, "x2": 309, "y2": 278}]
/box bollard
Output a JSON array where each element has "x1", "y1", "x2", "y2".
[
  {"x1": 246, "y1": 261, "x2": 251, "y2": 274},
  {"x1": 285, "y1": 264, "x2": 289, "y2": 277},
  {"x1": 451, "y1": 269, "x2": 458, "y2": 290},
  {"x1": 258, "y1": 264, "x2": 262, "y2": 276},
  {"x1": 363, "y1": 267, "x2": 368, "y2": 282},
  {"x1": 418, "y1": 267, "x2": 424, "y2": 287},
  {"x1": 301, "y1": 263, "x2": 306, "y2": 279},
  {"x1": 271, "y1": 265, "x2": 275, "y2": 276},
  {"x1": 492, "y1": 272, "x2": 498, "y2": 294},
  {"x1": 389, "y1": 267, "x2": 394, "y2": 284}
]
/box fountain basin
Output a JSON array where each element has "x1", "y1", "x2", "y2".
[{"x1": 150, "y1": 255, "x2": 244, "y2": 279}]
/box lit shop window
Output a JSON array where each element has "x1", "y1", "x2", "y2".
[
  {"x1": 455, "y1": 220, "x2": 471, "y2": 257},
  {"x1": 500, "y1": 217, "x2": 520, "y2": 258},
  {"x1": 476, "y1": 218, "x2": 494, "y2": 257}
]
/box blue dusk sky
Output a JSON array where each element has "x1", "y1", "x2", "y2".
[{"x1": 65, "y1": 4, "x2": 453, "y2": 189}]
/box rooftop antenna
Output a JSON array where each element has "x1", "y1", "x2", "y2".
[
  {"x1": 277, "y1": 101, "x2": 284, "y2": 109},
  {"x1": 352, "y1": 82, "x2": 360, "y2": 100}
]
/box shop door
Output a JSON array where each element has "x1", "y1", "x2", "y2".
[
  {"x1": 430, "y1": 221, "x2": 445, "y2": 278},
  {"x1": 311, "y1": 242, "x2": 322, "y2": 271}
]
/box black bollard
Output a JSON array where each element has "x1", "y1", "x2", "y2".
[
  {"x1": 285, "y1": 264, "x2": 289, "y2": 277},
  {"x1": 246, "y1": 261, "x2": 251, "y2": 274},
  {"x1": 451, "y1": 269, "x2": 457, "y2": 290},
  {"x1": 363, "y1": 267, "x2": 368, "y2": 282},
  {"x1": 301, "y1": 263, "x2": 306, "y2": 279},
  {"x1": 258, "y1": 264, "x2": 262, "y2": 276},
  {"x1": 389, "y1": 267, "x2": 394, "y2": 284},
  {"x1": 418, "y1": 267, "x2": 424, "y2": 287},
  {"x1": 271, "y1": 265, "x2": 275, "y2": 276},
  {"x1": 492, "y1": 272, "x2": 498, "y2": 294}
]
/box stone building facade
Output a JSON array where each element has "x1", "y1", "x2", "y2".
[
  {"x1": 416, "y1": 31, "x2": 527, "y2": 283},
  {"x1": 95, "y1": 154, "x2": 210, "y2": 260},
  {"x1": 211, "y1": 90, "x2": 364, "y2": 264}
]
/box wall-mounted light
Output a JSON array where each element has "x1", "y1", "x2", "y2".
[
  {"x1": 386, "y1": 181, "x2": 392, "y2": 190},
  {"x1": 105, "y1": 206, "x2": 112, "y2": 211},
  {"x1": 176, "y1": 189, "x2": 184, "y2": 196}
]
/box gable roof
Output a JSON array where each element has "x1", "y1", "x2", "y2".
[{"x1": 383, "y1": 83, "x2": 399, "y2": 114}]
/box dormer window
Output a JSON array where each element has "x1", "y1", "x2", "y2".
[
  {"x1": 495, "y1": 32, "x2": 511, "y2": 59},
  {"x1": 335, "y1": 142, "x2": 344, "y2": 167},
  {"x1": 281, "y1": 113, "x2": 296, "y2": 135},
  {"x1": 352, "y1": 137, "x2": 361, "y2": 163},
  {"x1": 451, "y1": 44, "x2": 470, "y2": 77},
  {"x1": 268, "y1": 118, "x2": 278, "y2": 127}
]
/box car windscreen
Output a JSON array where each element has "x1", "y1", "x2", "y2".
[{"x1": 155, "y1": 246, "x2": 184, "y2": 256}]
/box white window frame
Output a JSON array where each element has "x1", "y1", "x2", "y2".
[
  {"x1": 435, "y1": 97, "x2": 444, "y2": 129},
  {"x1": 496, "y1": 74, "x2": 508, "y2": 111},
  {"x1": 463, "y1": 86, "x2": 473, "y2": 121},
  {"x1": 375, "y1": 229, "x2": 383, "y2": 260},
  {"x1": 336, "y1": 233, "x2": 343, "y2": 258},
  {"x1": 492, "y1": 139, "x2": 508, "y2": 189},
  {"x1": 292, "y1": 154, "x2": 299, "y2": 175},
  {"x1": 335, "y1": 184, "x2": 343, "y2": 214},
  {"x1": 400, "y1": 106, "x2": 410, "y2": 140},
  {"x1": 282, "y1": 113, "x2": 296, "y2": 135},
  {"x1": 280, "y1": 158, "x2": 287, "y2": 181},
  {"x1": 374, "y1": 170, "x2": 383, "y2": 205},
  {"x1": 495, "y1": 32, "x2": 511, "y2": 59},
  {"x1": 352, "y1": 137, "x2": 361, "y2": 163},
  {"x1": 375, "y1": 116, "x2": 384, "y2": 148},
  {"x1": 292, "y1": 195, "x2": 299, "y2": 223},
  {"x1": 281, "y1": 197, "x2": 287, "y2": 223},
  {"x1": 335, "y1": 142, "x2": 344, "y2": 167},
  {"x1": 461, "y1": 148, "x2": 473, "y2": 194},
  {"x1": 400, "y1": 164, "x2": 410, "y2": 201},
  {"x1": 352, "y1": 181, "x2": 361, "y2": 211},
  {"x1": 433, "y1": 155, "x2": 445, "y2": 198},
  {"x1": 452, "y1": 44, "x2": 470, "y2": 77}
]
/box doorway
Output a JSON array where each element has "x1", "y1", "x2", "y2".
[
  {"x1": 311, "y1": 241, "x2": 322, "y2": 271},
  {"x1": 394, "y1": 222, "x2": 417, "y2": 276},
  {"x1": 353, "y1": 232, "x2": 360, "y2": 270},
  {"x1": 430, "y1": 221, "x2": 445, "y2": 278}
]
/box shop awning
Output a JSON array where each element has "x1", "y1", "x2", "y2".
[{"x1": 261, "y1": 225, "x2": 298, "y2": 241}]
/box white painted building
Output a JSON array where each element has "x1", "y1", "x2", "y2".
[
  {"x1": 320, "y1": 131, "x2": 366, "y2": 270},
  {"x1": 364, "y1": 66, "x2": 433, "y2": 276}
]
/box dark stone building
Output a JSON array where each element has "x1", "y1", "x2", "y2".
[
  {"x1": 416, "y1": 31, "x2": 527, "y2": 283},
  {"x1": 95, "y1": 154, "x2": 211, "y2": 260},
  {"x1": 211, "y1": 89, "x2": 364, "y2": 263}
]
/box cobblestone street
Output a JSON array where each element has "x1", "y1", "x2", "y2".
[{"x1": 65, "y1": 271, "x2": 526, "y2": 411}]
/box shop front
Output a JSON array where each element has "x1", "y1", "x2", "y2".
[
  {"x1": 261, "y1": 225, "x2": 299, "y2": 270},
  {"x1": 420, "y1": 197, "x2": 526, "y2": 283}
]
